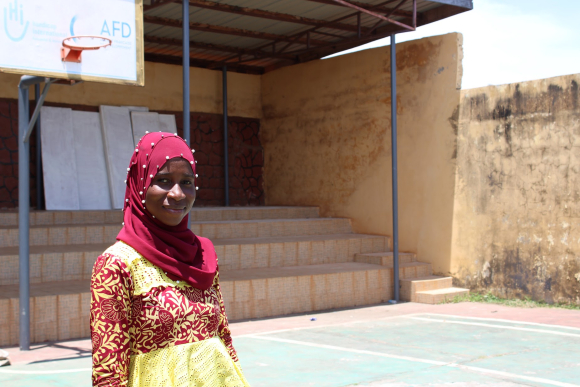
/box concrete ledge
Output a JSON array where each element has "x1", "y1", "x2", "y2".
[
  {"x1": 0, "y1": 218, "x2": 352, "y2": 247},
  {"x1": 0, "y1": 206, "x2": 320, "y2": 227},
  {"x1": 400, "y1": 276, "x2": 453, "y2": 302},
  {"x1": 415, "y1": 288, "x2": 470, "y2": 304},
  {"x1": 0, "y1": 263, "x2": 393, "y2": 347}
]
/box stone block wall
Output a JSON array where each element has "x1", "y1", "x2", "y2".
[
  {"x1": 166, "y1": 110, "x2": 264, "y2": 206},
  {"x1": 451, "y1": 74, "x2": 580, "y2": 304},
  {"x1": 0, "y1": 99, "x2": 264, "y2": 209},
  {"x1": 0, "y1": 98, "x2": 37, "y2": 209}
]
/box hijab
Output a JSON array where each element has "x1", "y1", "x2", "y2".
[{"x1": 117, "y1": 132, "x2": 217, "y2": 290}]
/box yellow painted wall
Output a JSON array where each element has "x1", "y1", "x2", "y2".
[
  {"x1": 451, "y1": 74, "x2": 580, "y2": 303},
  {"x1": 0, "y1": 61, "x2": 262, "y2": 118},
  {"x1": 261, "y1": 33, "x2": 464, "y2": 274}
]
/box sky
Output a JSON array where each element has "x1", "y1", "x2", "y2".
[{"x1": 324, "y1": 0, "x2": 580, "y2": 90}]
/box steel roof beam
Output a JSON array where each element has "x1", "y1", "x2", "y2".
[
  {"x1": 178, "y1": 0, "x2": 368, "y2": 33},
  {"x1": 144, "y1": 35, "x2": 296, "y2": 60},
  {"x1": 305, "y1": 0, "x2": 413, "y2": 18},
  {"x1": 144, "y1": 0, "x2": 175, "y2": 11},
  {"x1": 144, "y1": 15, "x2": 329, "y2": 46},
  {"x1": 329, "y1": 0, "x2": 414, "y2": 31},
  {"x1": 144, "y1": 52, "x2": 265, "y2": 74}
]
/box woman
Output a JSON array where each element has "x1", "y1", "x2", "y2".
[{"x1": 90, "y1": 132, "x2": 250, "y2": 386}]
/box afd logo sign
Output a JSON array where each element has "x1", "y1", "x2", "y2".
[
  {"x1": 2, "y1": 0, "x2": 133, "y2": 43},
  {"x1": 100, "y1": 20, "x2": 131, "y2": 38},
  {"x1": 3, "y1": 0, "x2": 29, "y2": 42},
  {"x1": 70, "y1": 15, "x2": 132, "y2": 38}
]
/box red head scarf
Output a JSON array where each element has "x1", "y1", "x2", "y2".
[{"x1": 116, "y1": 132, "x2": 217, "y2": 290}]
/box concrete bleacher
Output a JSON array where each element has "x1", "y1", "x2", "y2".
[{"x1": 0, "y1": 206, "x2": 467, "y2": 346}]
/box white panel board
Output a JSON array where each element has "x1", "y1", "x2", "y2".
[
  {"x1": 40, "y1": 107, "x2": 80, "y2": 210},
  {"x1": 72, "y1": 111, "x2": 112, "y2": 210},
  {"x1": 0, "y1": 0, "x2": 143, "y2": 85},
  {"x1": 130, "y1": 112, "x2": 160, "y2": 146},
  {"x1": 100, "y1": 106, "x2": 134, "y2": 209},
  {"x1": 126, "y1": 106, "x2": 149, "y2": 113},
  {"x1": 159, "y1": 114, "x2": 177, "y2": 134}
]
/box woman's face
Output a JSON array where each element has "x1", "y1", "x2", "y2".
[{"x1": 145, "y1": 158, "x2": 196, "y2": 226}]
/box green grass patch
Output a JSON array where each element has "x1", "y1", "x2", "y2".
[{"x1": 445, "y1": 291, "x2": 580, "y2": 310}]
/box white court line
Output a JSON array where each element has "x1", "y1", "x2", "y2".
[
  {"x1": 247, "y1": 336, "x2": 580, "y2": 387},
  {"x1": 408, "y1": 317, "x2": 580, "y2": 338},
  {"x1": 234, "y1": 313, "x2": 424, "y2": 338},
  {"x1": 0, "y1": 368, "x2": 90, "y2": 375},
  {"x1": 421, "y1": 313, "x2": 580, "y2": 331}
]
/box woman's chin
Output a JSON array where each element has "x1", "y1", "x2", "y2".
[{"x1": 157, "y1": 208, "x2": 187, "y2": 226}]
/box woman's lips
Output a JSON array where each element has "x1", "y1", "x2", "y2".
[{"x1": 163, "y1": 207, "x2": 185, "y2": 214}]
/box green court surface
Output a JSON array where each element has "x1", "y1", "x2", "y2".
[{"x1": 1, "y1": 313, "x2": 579, "y2": 387}]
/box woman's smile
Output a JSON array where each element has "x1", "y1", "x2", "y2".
[{"x1": 146, "y1": 158, "x2": 196, "y2": 226}]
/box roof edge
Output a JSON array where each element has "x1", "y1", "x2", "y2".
[{"x1": 427, "y1": 0, "x2": 473, "y2": 10}]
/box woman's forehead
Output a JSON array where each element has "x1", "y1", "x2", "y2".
[{"x1": 157, "y1": 158, "x2": 195, "y2": 174}]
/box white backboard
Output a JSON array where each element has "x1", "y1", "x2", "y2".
[{"x1": 0, "y1": 0, "x2": 144, "y2": 86}]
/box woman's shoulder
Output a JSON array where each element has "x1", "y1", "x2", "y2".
[
  {"x1": 196, "y1": 236, "x2": 217, "y2": 258},
  {"x1": 196, "y1": 235, "x2": 214, "y2": 247},
  {"x1": 101, "y1": 241, "x2": 142, "y2": 265}
]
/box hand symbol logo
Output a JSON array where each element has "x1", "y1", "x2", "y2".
[{"x1": 3, "y1": 0, "x2": 29, "y2": 42}]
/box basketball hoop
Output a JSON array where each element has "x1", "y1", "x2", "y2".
[{"x1": 61, "y1": 35, "x2": 112, "y2": 63}]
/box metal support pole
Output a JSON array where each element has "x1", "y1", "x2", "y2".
[
  {"x1": 18, "y1": 76, "x2": 76, "y2": 349},
  {"x1": 182, "y1": 1, "x2": 190, "y2": 146},
  {"x1": 18, "y1": 83, "x2": 30, "y2": 351},
  {"x1": 390, "y1": 34, "x2": 400, "y2": 302},
  {"x1": 183, "y1": 0, "x2": 192, "y2": 226},
  {"x1": 35, "y1": 85, "x2": 43, "y2": 210},
  {"x1": 18, "y1": 75, "x2": 43, "y2": 351},
  {"x1": 223, "y1": 66, "x2": 229, "y2": 207}
]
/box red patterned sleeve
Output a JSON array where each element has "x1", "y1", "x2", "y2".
[
  {"x1": 90, "y1": 253, "x2": 133, "y2": 386},
  {"x1": 214, "y1": 268, "x2": 239, "y2": 362}
]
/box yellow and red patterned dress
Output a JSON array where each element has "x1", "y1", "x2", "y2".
[{"x1": 90, "y1": 241, "x2": 250, "y2": 387}]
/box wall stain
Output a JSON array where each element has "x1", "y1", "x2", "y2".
[
  {"x1": 396, "y1": 40, "x2": 442, "y2": 83},
  {"x1": 455, "y1": 75, "x2": 580, "y2": 304},
  {"x1": 462, "y1": 80, "x2": 580, "y2": 121},
  {"x1": 448, "y1": 105, "x2": 459, "y2": 159},
  {"x1": 571, "y1": 80, "x2": 578, "y2": 109}
]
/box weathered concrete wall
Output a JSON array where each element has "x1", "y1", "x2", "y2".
[
  {"x1": 451, "y1": 75, "x2": 580, "y2": 303},
  {"x1": 0, "y1": 61, "x2": 262, "y2": 119},
  {"x1": 261, "y1": 33, "x2": 463, "y2": 274}
]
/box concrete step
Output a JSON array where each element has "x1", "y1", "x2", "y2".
[
  {"x1": 0, "y1": 218, "x2": 351, "y2": 248},
  {"x1": 213, "y1": 234, "x2": 390, "y2": 271},
  {"x1": 0, "y1": 206, "x2": 320, "y2": 227},
  {"x1": 397, "y1": 262, "x2": 432, "y2": 279},
  {"x1": 354, "y1": 252, "x2": 416, "y2": 265},
  {"x1": 354, "y1": 252, "x2": 431, "y2": 279},
  {"x1": 0, "y1": 234, "x2": 390, "y2": 285},
  {"x1": 0, "y1": 243, "x2": 108, "y2": 286},
  {"x1": 400, "y1": 276, "x2": 469, "y2": 303},
  {"x1": 0, "y1": 210, "x2": 123, "y2": 227},
  {"x1": 0, "y1": 224, "x2": 121, "y2": 248},
  {"x1": 415, "y1": 287, "x2": 470, "y2": 304},
  {"x1": 0, "y1": 262, "x2": 392, "y2": 346},
  {"x1": 190, "y1": 218, "x2": 352, "y2": 240},
  {"x1": 0, "y1": 280, "x2": 90, "y2": 347},
  {"x1": 221, "y1": 262, "x2": 392, "y2": 321}
]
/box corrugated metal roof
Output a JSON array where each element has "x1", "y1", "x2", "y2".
[{"x1": 142, "y1": 0, "x2": 473, "y2": 73}]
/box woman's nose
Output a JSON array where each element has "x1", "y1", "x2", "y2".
[{"x1": 167, "y1": 183, "x2": 185, "y2": 200}]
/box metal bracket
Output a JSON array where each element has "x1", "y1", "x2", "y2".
[
  {"x1": 22, "y1": 78, "x2": 82, "y2": 143},
  {"x1": 23, "y1": 78, "x2": 55, "y2": 143}
]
